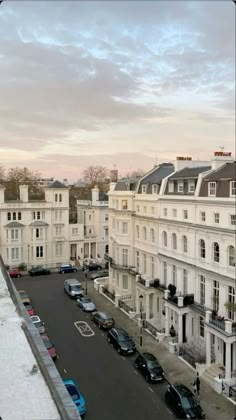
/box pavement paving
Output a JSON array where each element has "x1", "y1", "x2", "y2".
[{"x1": 86, "y1": 280, "x2": 236, "y2": 420}]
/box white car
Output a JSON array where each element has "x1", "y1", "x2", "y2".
[
  {"x1": 30, "y1": 315, "x2": 45, "y2": 334},
  {"x1": 77, "y1": 296, "x2": 96, "y2": 312}
]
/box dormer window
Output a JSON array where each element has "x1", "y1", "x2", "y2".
[
  {"x1": 177, "y1": 181, "x2": 184, "y2": 193},
  {"x1": 188, "y1": 181, "x2": 195, "y2": 193},
  {"x1": 230, "y1": 181, "x2": 236, "y2": 196},
  {"x1": 208, "y1": 182, "x2": 216, "y2": 196},
  {"x1": 152, "y1": 184, "x2": 158, "y2": 194},
  {"x1": 168, "y1": 182, "x2": 174, "y2": 193},
  {"x1": 142, "y1": 184, "x2": 147, "y2": 194}
]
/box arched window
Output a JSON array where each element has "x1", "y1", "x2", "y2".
[
  {"x1": 150, "y1": 228, "x2": 155, "y2": 243},
  {"x1": 200, "y1": 239, "x2": 205, "y2": 258},
  {"x1": 228, "y1": 246, "x2": 235, "y2": 267},
  {"x1": 182, "y1": 235, "x2": 188, "y2": 253},
  {"x1": 142, "y1": 226, "x2": 147, "y2": 240},
  {"x1": 172, "y1": 233, "x2": 177, "y2": 250},
  {"x1": 162, "y1": 231, "x2": 167, "y2": 247},
  {"x1": 136, "y1": 225, "x2": 140, "y2": 239},
  {"x1": 213, "y1": 242, "x2": 220, "y2": 262}
]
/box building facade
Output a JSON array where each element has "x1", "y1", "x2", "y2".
[{"x1": 107, "y1": 152, "x2": 236, "y2": 383}]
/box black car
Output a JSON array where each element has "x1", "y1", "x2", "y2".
[
  {"x1": 165, "y1": 383, "x2": 205, "y2": 419},
  {"x1": 92, "y1": 311, "x2": 114, "y2": 329},
  {"x1": 134, "y1": 352, "x2": 165, "y2": 383},
  {"x1": 107, "y1": 327, "x2": 136, "y2": 355},
  {"x1": 83, "y1": 262, "x2": 102, "y2": 272},
  {"x1": 29, "y1": 267, "x2": 51, "y2": 276}
]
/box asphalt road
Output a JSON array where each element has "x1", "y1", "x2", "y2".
[{"x1": 14, "y1": 273, "x2": 173, "y2": 420}]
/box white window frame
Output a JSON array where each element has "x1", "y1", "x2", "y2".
[
  {"x1": 141, "y1": 184, "x2": 147, "y2": 194},
  {"x1": 163, "y1": 208, "x2": 168, "y2": 217},
  {"x1": 183, "y1": 269, "x2": 188, "y2": 294},
  {"x1": 36, "y1": 245, "x2": 43, "y2": 258},
  {"x1": 122, "y1": 222, "x2": 128, "y2": 234},
  {"x1": 183, "y1": 235, "x2": 188, "y2": 253},
  {"x1": 228, "y1": 246, "x2": 235, "y2": 267},
  {"x1": 122, "y1": 200, "x2": 128, "y2": 210},
  {"x1": 230, "y1": 181, "x2": 236, "y2": 196},
  {"x1": 122, "y1": 275, "x2": 128, "y2": 291},
  {"x1": 188, "y1": 181, "x2": 195, "y2": 193},
  {"x1": 172, "y1": 209, "x2": 177, "y2": 217},
  {"x1": 208, "y1": 182, "x2": 216, "y2": 196},
  {"x1": 230, "y1": 214, "x2": 236, "y2": 225},
  {"x1": 122, "y1": 248, "x2": 128, "y2": 267},
  {"x1": 200, "y1": 275, "x2": 205, "y2": 305},
  {"x1": 152, "y1": 184, "x2": 158, "y2": 194},
  {"x1": 168, "y1": 182, "x2": 174, "y2": 193},
  {"x1": 201, "y1": 211, "x2": 206, "y2": 222},
  {"x1": 214, "y1": 213, "x2": 220, "y2": 224},
  {"x1": 143, "y1": 254, "x2": 147, "y2": 273},
  {"x1": 177, "y1": 181, "x2": 184, "y2": 193},
  {"x1": 183, "y1": 209, "x2": 188, "y2": 220}
]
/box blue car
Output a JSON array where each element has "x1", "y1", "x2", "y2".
[
  {"x1": 63, "y1": 379, "x2": 86, "y2": 417},
  {"x1": 58, "y1": 264, "x2": 78, "y2": 274}
]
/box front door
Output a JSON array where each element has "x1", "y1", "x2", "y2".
[
  {"x1": 182, "y1": 314, "x2": 187, "y2": 342},
  {"x1": 223, "y1": 342, "x2": 226, "y2": 366}
]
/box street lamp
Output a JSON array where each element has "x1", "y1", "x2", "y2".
[
  {"x1": 84, "y1": 269, "x2": 88, "y2": 295},
  {"x1": 139, "y1": 294, "x2": 144, "y2": 347}
]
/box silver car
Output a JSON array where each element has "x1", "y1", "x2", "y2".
[
  {"x1": 77, "y1": 296, "x2": 96, "y2": 312},
  {"x1": 30, "y1": 315, "x2": 45, "y2": 334}
]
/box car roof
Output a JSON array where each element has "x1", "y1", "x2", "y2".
[
  {"x1": 65, "y1": 278, "x2": 80, "y2": 284},
  {"x1": 63, "y1": 379, "x2": 76, "y2": 387},
  {"x1": 172, "y1": 383, "x2": 193, "y2": 397},
  {"x1": 61, "y1": 264, "x2": 72, "y2": 267},
  {"x1": 113, "y1": 327, "x2": 128, "y2": 335},
  {"x1": 142, "y1": 352, "x2": 157, "y2": 361},
  {"x1": 97, "y1": 311, "x2": 112, "y2": 318},
  {"x1": 18, "y1": 290, "x2": 27, "y2": 294}
]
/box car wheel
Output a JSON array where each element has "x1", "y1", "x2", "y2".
[
  {"x1": 134, "y1": 362, "x2": 139, "y2": 369},
  {"x1": 73, "y1": 269, "x2": 77, "y2": 272},
  {"x1": 107, "y1": 336, "x2": 111, "y2": 343},
  {"x1": 61, "y1": 271, "x2": 65, "y2": 274},
  {"x1": 145, "y1": 374, "x2": 150, "y2": 382}
]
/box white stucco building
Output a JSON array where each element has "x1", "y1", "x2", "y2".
[
  {"x1": 0, "y1": 182, "x2": 108, "y2": 269},
  {"x1": 106, "y1": 152, "x2": 236, "y2": 387}
]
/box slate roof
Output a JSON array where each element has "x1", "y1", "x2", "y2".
[
  {"x1": 29, "y1": 221, "x2": 49, "y2": 226},
  {"x1": 203, "y1": 161, "x2": 236, "y2": 181},
  {"x1": 47, "y1": 180, "x2": 67, "y2": 188},
  {"x1": 114, "y1": 178, "x2": 139, "y2": 191},
  {"x1": 169, "y1": 166, "x2": 211, "y2": 180},
  {"x1": 4, "y1": 222, "x2": 25, "y2": 228},
  {"x1": 138, "y1": 163, "x2": 174, "y2": 193}
]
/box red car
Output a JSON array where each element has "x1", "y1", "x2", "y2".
[
  {"x1": 23, "y1": 302, "x2": 34, "y2": 316},
  {"x1": 41, "y1": 335, "x2": 57, "y2": 360},
  {"x1": 8, "y1": 268, "x2": 22, "y2": 278}
]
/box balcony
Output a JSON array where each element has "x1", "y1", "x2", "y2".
[
  {"x1": 206, "y1": 312, "x2": 236, "y2": 337},
  {"x1": 165, "y1": 291, "x2": 194, "y2": 308},
  {"x1": 104, "y1": 254, "x2": 114, "y2": 263},
  {"x1": 110, "y1": 261, "x2": 130, "y2": 272},
  {"x1": 137, "y1": 276, "x2": 166, "y2": 291}
]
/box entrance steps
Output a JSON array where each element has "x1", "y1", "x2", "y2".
[{"x1": 202, "y1": 363, "x2": 224, "y2": 388}]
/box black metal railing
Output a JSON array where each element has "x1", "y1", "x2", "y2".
[
  {"x1": 102, "y1": 286, "x2": 115, "y2": 302},
  {"x1": 167, "y1": 293, "x2": 194, "y2": 306},
  {"x1": 150, "y1": 279, "x2": 166, "y2": 290},
  {"x1": 209, "y1": 318, "x2": 225, "y2": 331},
  {"x1": 143, "y1": 320, "x2": 161, "y2": 337},
  {"x1": 110, "y1": 262, "x2": 130, "y2": 271},
  {"x1": 118, "y1": 300, "x2": 135, "y2": 313}
]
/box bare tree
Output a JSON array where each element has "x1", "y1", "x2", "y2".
[
  {"x1": 82, "y1": 165, "x2": 109, "y2": 190},
  {"x1": 124, "y1": 168, "x2": 145, "y2": 178},
  {"x1": 3, "y1": 166, "x2": 42, "y2": 200}
]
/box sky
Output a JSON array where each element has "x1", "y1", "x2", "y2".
[{"x1": 0, "y1": 0, "x2": 235, "y2": 182}]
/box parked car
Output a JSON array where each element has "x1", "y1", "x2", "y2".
[
  {"x1": 107, "y1": 327, "x2": 136, "y2": 355},
  {"x1": 30, "y1": 315, "x2": 45, "y2": 334},
  {"x1": 41, "y1": 335, "x2": 57, "y2": 360},
  {"x1": 63, "y1": 379, "x2": 86, "y2": 417},
  {"x1": 64, "y1": 279, "x2": 84, "y2": 299},
  {"x1": 165, "y1": 383, "x2": 205, "y2": 419},
  {"x1": 8, "y1": 268, "x2": 22, "y2": 278},
  {"x1": 90, "y1": 270, "x2": 109, "y2": 280},
  {"x1": 91, "y1": 311, "x2": 114, "y2": 329},
  {"x1": 134, "y1": 352, "x2": 165, "y2": 382},
  {"x1": 83, "y1": 262, "x2": 102, "y2": 272},
  {"x1": 29, "y1": 267, "x2": 51, "y2": 276},
  {"x1": 18, "y1": 289, "x2": 30, "y2": 304},
  {"x1": 77, "y1": 296, "x2": 96, "y2": 312},
  {"x1": 23, "y1": 302, "x2": 34, "y2": 316},
  {"x1": 58, "y1": 264, "x2": 78, "y2": 274}
]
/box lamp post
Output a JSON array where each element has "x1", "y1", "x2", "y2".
[
  {"x1": 85, "y1": 269, "x2": 88, "y2": 295},
  {"x1": 139, "y1": 294, "x2": 143, "y2": 347}
]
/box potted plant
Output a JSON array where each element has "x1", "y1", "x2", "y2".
[
  {"x1": 169, "y1": 325, "x2": 176, "y2": 337},
  {"x1": 224, "y1": 301, "x2": 236, "y2": 312}
]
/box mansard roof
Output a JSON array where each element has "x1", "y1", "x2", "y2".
[
  {"x1": 138, "y1": 163, "x2": 174, "y2": 193},
  {"x1": 203, "y1": 161, "x2": 236, "y2": 181},
  {"x1": 169, "y1": 166, "x2": 211, "y2": 180},
  {"x1": 114, "y1": 178, "x2": 139, "y2": 191}
]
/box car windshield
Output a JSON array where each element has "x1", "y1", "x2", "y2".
[
  {"x1": 19, "y1": 292, "x2": 27, "y2": 298},
  {"x1": 24, "y1": 303, "x2": 32, "y2": 309},
  {"x1": 104, "y1": 318, "x2": 113, "y2": 322},
  {"x1": 71, "y1": 285, "x2": 81, "y2": 291},
  {"x1": 43, "y1": 338, "x2": 52, "y2": 349},
  {"x1": 147, "y1": 360, "x2": 160, "y2": 369},
  {"x1": 181, "y1": 396, "x2": 198, "y2": 409},
  {"x1": 81, "y1": 298, "x2": 91, "y2": 303},
  {"x1": 118, "y1": 334, "x2": 130, "y2": 342},
  {"x1": 66, "y1": 385, "x2": 80, "y2": 401}
]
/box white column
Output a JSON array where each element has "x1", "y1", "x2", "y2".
[
  {"x1": 178, "y1": 314, "x2": 183, "y2": 344},
  {"x1": 88, "y1": 242, "x2": 91, "y2": 259},
  {"x1": 146, "y1": 294, "x2": 150, "y2": 321},
  {"x1": 206, "y1": 330, "x2": 211, "y2": 365},
  {"x1": 225, "y1": 342, "x2": 231, "y2": 381}
]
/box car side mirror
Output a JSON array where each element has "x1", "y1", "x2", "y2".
[{"x1": 177, "y1": 403, "x2": 181, "y2": 406}]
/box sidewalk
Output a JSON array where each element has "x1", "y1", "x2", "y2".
[{"x1": 87, "y1": 282, "x2": 236, "y2": 420}]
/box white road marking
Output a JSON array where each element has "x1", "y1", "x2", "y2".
[
  {"x1": 148, "y1": 387, "x2": 154, "y2": 393},
  {"x1": 63, "y1": 368, "x2": 67, "y2": 374},
  {"x1": 74, "y1": 321, "x2": 95, "y2": 337},
  {"x1": 57, "y1": 355, "x2": 59, "y2": 359},
  {"x1": 134, "y1": 370, "x2": 138, "y2": 375},
  {"x1": 101, "y1": 333, "x2": 104, "y2": 336}
]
